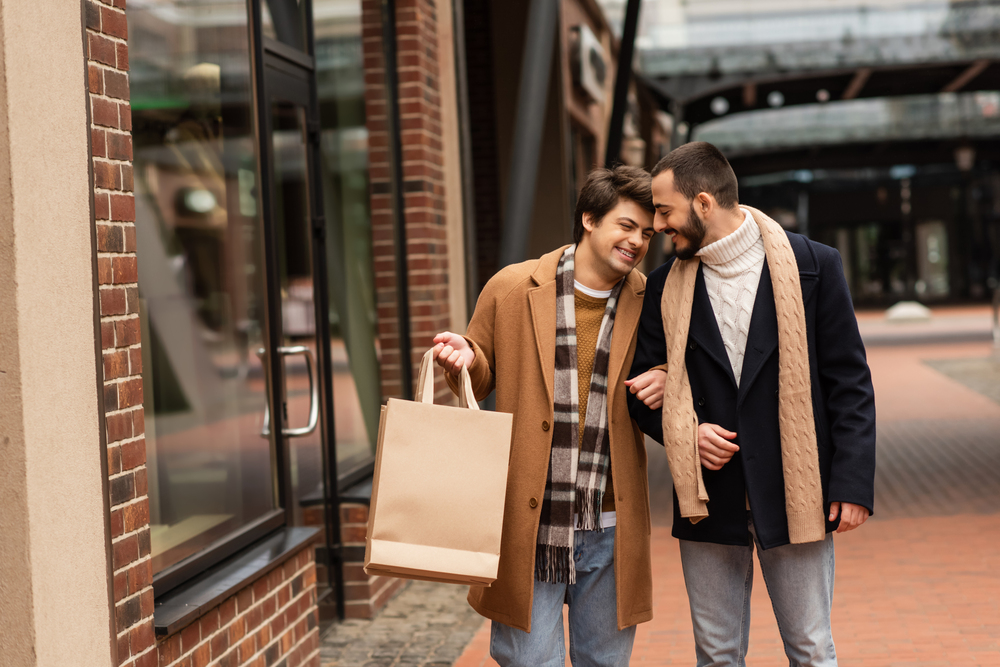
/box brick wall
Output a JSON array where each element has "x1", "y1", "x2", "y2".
[
  {"x1": 339, "y1": 503, "x2": 408, "y2": 619},
  {"x1": 155, "y1": 547, "x2": 320, "y2": 667},
  {"x1": 87, "y1": 2, "x2": 322, "y2": 665},
  {"x1": 362, "y1": 0, "x2": 455, "y2": 402},
  {"x1": 86, "y1": 1, "x2": 156, "y2": 665}
]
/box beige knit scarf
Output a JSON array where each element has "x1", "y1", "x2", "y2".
[{"x1": 660, "y1": 206, "x2": 826, "y2": 544}]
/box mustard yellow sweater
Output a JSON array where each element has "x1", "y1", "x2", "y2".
[{"x1": 575, "y1": 290, "x2": 615, "y2": 511}]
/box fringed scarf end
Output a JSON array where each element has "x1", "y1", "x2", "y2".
[{"x1": 535, "y1": 544, "x2": 575, "y2": 585}]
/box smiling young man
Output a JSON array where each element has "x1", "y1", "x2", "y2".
[
  {"x1": 432, "y1": 166, "x2": 663, "y2": 667},
  {"x1": 627, "y1": 142, "x2": 876, "y2": 667}
]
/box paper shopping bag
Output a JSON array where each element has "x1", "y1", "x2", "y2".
[{"x1": 364, "y1": 348, "x2": 513, "y2": 586}]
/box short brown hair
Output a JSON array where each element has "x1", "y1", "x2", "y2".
[
  {"x1": 573, "y1": 165, "x2": 654, "y2": 244},
  {"x1": 651, "y1": 142, "x2": 739, "y2": 210}
]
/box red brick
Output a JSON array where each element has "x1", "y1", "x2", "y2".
[
  {"x1": 108, "y1": 132, "x2": 132, "y2": 161},
  {"x1": 98, "y1": 256, "x2": 113, "y2": 284},
  {"x1": 118, "y1": 377, "x2": 143, "y2": 408},
  {"x1": 101, "y1": 6, "x2": 128, "y2": 39},
  {"x1": 134, "y1": 468, "x2": 148, "y2": 496},
  {"x1": 121, "y1": 438, "x2": 145, "y2": 470},
  {"x1": 132, "y1": 408, "x2": 145, "y2": 437},
  {"x1": 123, "y1": 499, "x2": 149, "y2": 533},
  {"x1": 115, "y1": 317, "x2": 141, "y2": 346},
  {"x1": 237, "y1": 635, "x2": 256, "y2": 663},
  {"x1": 116, "y1": 41, "x2": 129, "y2": 70},
  {"x1": 95, "y1": 191, "x2": 111, "y2": 219},
  {"x1": 191, "y1": 642, "x2": 210, "y2": 667},
  {"x1": 104, "y1": 70, "x2": 129, "y2": 100},
  {"x1": 158, "y1": 634, "x2": 180, "y2": 667},
  {"x1": 110, "y1": 193, "x2": 135, "y2": 222},
  {"x1": 140, "y1": 588, "x2": 154, "y2": 618},
  {"x1": 92, "y1": 96, "x2": 119, "y2": 128},
  {"x1": 112, "y1": 534, "x2": 138, "y2": 570},
  {"x1": 120, "y1": 102, "x2": 133, "y2": 131},
  {"x1": 134, "y1": 650, "x2": 157, "y2": 667},
  {"x1": 237, "y1": 587, "x2": 253, "y2": 613},
  {"x1": 117, "y1": 632, "x2": 131, "y2": 663},
  {"x1": 129, "y1": 619, "x2": 154, "y2": 654},
  {"x1": 89, "y1": 32, "x2": 116, "y2": 66},
  {"x1": 88, "y1": 63, "x2": 104, "y2": 94},
  {"x1": 210, "y1": 627, "x2": 230, "y2": 659},
  {"x1": 113, "y1": 570, "x2": 127, "y2": 601},
  {"x1": 104, "y1": 350, "x2": 128, "y2": 380},
  {"x1": 104, "y1": 382, "x2": 119, "y2": 411},
  {"x1": 101, "y1": 286, "x2": 126, "y2": 316},
  {"x1": 92, "y1": 127, "x2": 107, "y2": 158},
  {"x1": 108, "y1": 444, "x2": 122, "y2": 475},
  {"x1": 129, "y1": 347, "x2": 142, "y2": 375},
  {"x1": 107, "y1": 411, "x2": 132, "y2": 442},
  {"x1": 113, "y1": 256, "x2": 137, "y2": 283},
  {"x1": 123, "y1": 223, "x2": 136, "y2": 250},
  {"x1": 101, "y1": 321, "x2": 116, "y2": 349},
  {"x1": 97, "y1": 223, "x2": 123, "y2": 252}
]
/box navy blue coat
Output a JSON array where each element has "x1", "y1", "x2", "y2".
[{"x1": 627, "y1": 232, "x2": 876, "y2": 549}]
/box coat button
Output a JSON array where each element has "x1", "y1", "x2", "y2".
[
  {"x1": 529, "y1": 498, "x2": 538, "y2": 508},
  {"x1": 542, "y1": 420, "x2": 550, "y2": 431},
  {"x1": 698, "y1": 397, "x2": 706, "y2": 406},
  {"x1": 689, "y1": 341, "x2": 697, "y2": 351}
]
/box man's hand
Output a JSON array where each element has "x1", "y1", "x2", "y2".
[
  {"x1": 432, "y1": 332, "x2": 475, "y2": 377},
  {"x1": 828, "y1": 502, "x2": 869, "y2": 533},
  {"x1": 624, "y1": 369, "x2": 667, "y2": 410},
  {"x1": 698, "y1": 423, "x2": 739, "y2": 470}
]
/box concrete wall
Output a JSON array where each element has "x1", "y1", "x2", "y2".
[{"x1": 0, "y1": 0, "x2": 115, "y2": 665}]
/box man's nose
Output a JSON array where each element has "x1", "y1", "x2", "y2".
[{"x1": 653, "y1": 214, "x2": 669, "y2": 233}]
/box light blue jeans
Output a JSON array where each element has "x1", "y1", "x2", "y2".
[
  {"x1": 490, "y1": 526, "x2": 635, "y2": 667},
  {"x1": 679, "y1": 514, "x2": 837, "y2": 667}
]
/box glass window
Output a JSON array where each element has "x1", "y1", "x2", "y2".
[
  {"x1": 262, "y1": 0, "x2": 309, "y2": 52},
  {"x1": 314, "y1": 0, "x2": 382, "y2": 477},
  {"x1": 128, "y1": 0, "x2": 275, "y2": 575}
]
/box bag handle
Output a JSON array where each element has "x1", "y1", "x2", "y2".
[{"x1": 415, "y1": 348, "x2": 479, "y2": 410}]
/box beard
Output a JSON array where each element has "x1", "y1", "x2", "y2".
[{"x1": 673, "y1": 204, "x2": 708, "y2": 260}]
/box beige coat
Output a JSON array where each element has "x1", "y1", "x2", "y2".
[{"x1": 446, "y1": 245, "x2": 653, "y2": 632}]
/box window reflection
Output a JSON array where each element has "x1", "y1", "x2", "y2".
[
  {"x1": 128, "y1": 0, "x2": 276, "y2": 574},
  {"x1": 315, "y1": 0, "x2": 382, "y2": 474}
]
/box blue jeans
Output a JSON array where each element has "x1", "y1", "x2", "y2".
[
  {"x1": 490, "y1": 526, "x2": 635, "y2": 667},
  {"x1": 679, "y1": 514, "x2": 837, "y2": 667}
]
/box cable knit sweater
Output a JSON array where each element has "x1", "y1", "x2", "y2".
[{"x1": 696, "y1": 209, "x2": 765, "y2": 386}]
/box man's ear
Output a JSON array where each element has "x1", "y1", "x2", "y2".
[
  {"x1": 695, "y1": 192, "x2": 713, "y2": 215},
  {"x1": 581, "y1": 211, "x2": 596, "y2": 233}
]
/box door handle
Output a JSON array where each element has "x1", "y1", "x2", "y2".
[
  {"x1": 278, "y1": 345, "x2": 320, "y2": 437},
  {"x1": 256, "y1": 345, "x2": 320, "y2": 438}
]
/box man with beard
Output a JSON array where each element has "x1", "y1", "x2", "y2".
[{"x1": 625, "y1": 142, "x2": 876, "y2": 667}]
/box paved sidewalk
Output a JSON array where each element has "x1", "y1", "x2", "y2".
[{"x1": 321, "y1": 318, "x2": 1000, "y2": 666}]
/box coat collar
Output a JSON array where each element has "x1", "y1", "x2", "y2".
[{"x1": 527, "y1": 245, "x2": 645, "y2": 406}]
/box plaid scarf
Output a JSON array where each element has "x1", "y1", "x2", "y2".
[{"x1": 535, "y1": 245, "x2": 624, "y2": 584}]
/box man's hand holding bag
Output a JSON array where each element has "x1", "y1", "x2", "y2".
[{"x1": 363, "y1": 348, "x2": 513, "y2": 586}]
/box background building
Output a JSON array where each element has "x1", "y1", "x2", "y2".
[{"x1": 0, "y1": 0, "x2": 660, "y2": 664}]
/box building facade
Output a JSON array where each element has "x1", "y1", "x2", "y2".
[{"x1": 0, "y1": 0, "x2": 661, "y2": 665}]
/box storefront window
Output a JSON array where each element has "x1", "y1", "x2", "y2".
[
  {"x1": 128, "y1": 0, "x2": 275, "y2": 575},
  {"x1": 315, "y1": 0, "x2": 381, "y2": 476}
]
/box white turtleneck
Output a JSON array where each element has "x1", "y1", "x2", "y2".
[{"x1": 696, "y1": 208, "x2": 765, "y2": 386}]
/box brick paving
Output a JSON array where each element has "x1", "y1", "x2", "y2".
[{"x1": 323, "y1": 307, "x2": 1000, "y2": 666}]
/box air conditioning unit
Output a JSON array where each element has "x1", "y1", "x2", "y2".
[{"x1": 571, "y1": 24, "x2": 607, "y2": 103}]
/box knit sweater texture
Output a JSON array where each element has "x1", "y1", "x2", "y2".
[
  {"x1": 574, "y1": 287, "x2": 616, "y2": 511},
  {"x1": 696, "y1": 208, "x2": 764, "y2": 385}
]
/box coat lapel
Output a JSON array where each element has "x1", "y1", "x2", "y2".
[
  {"x1": 737, "y1": 260, "x2": 819, "y2": 404},
  {"x1": 688, "y1": 265, "x2": 737, "y2": 387},
  {"x1": 608, "y1": 271, "x2": 645, "y2": 404},
  {"x1": 526, "y1": 247, "x2": 568, "y2": 407}
]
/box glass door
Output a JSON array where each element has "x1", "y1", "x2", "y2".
[{"x1": 260, "y1": 51, "x2": 343, "y2": 614}]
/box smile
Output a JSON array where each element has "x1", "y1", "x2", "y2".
[{"x1": 616, "y1": 247, "x2": 636, "y2": 260}]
